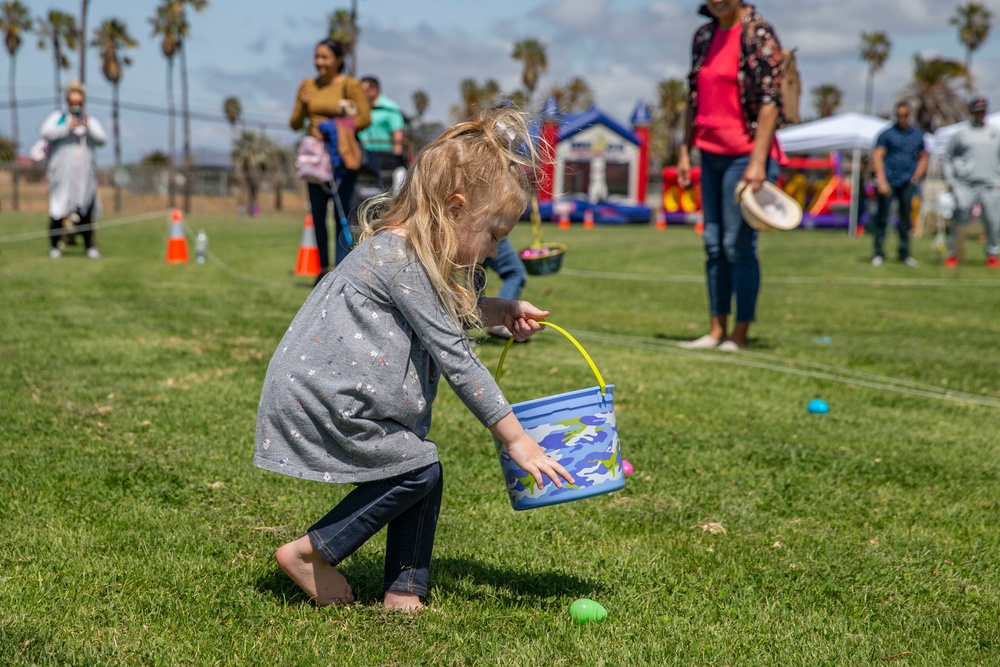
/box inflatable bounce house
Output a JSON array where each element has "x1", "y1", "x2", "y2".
[
  {"x1": 532, "y1": 98, "x2": 653, "y2": 225},
  {"x1": 661, "y1": 153, "x2": 855, "y2": 228}
]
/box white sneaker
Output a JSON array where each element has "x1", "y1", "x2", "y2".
[
  {"x1": 679, "y1": 334, "x2": 721, "y2": 349},
  {"x1": 487, "y1": 325, "x2": 513, "y2": 340},
  {"x1": 717, "y1": 340, "x2": 742, "y2": 352},
  {"x1": 49, "y1": 247, "x2": 62, "y2": 259},
  {"x1": 871, "y1": 256, "x2": 884, "y2": 266},
  {"x1": 903, "y1": 256, "x2": 919, "y2": 267},
  {"x1": 86, "y1": 247, "x2": 101, "y2": 259}
]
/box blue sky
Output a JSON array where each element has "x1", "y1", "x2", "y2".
[{"x1": 6, "y1": 0, "x2": 998, "y2": 164}]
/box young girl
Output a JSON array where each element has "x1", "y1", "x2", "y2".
[{"x1": 255, "y1": 107, "x2": 574, "y2": 611}]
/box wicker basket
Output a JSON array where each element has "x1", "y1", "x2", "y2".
[{"x1": 520, "y1": 243, "x2": 567, "y2": 276}]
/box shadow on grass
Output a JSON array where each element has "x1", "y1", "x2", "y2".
[
  {"x1": 433, "y1": 556, "x2": 603, "y2": 601},
  {"x1": 254, "y1": 553, "x2": 602, "y2": 606}
]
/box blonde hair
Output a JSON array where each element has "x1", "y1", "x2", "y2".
[
  {"x1": 358, "y1": 107, "x2": 537, "y2": 328},
  {"x1": 65, "y1": 80, "x2": 86, "y2": 96}
]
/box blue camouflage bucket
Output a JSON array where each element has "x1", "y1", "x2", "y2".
[{"x1": 493, "y1": 323, "x2": 625, "y2": 510}]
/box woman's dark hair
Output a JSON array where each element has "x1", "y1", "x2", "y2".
[{"x1": 316, "y1": 39, "x2": 346, "y2": 73}]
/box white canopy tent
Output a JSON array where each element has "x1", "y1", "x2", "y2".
[
  {"x1": 776, "y1": 112, "x2": 891, "y2": 153},
  {"x1": 925, "y1": 111, "x2": 1000, "y2": 159},
  {"x1": 775, "y1": 112, "x2": 892, "y2": 236}
]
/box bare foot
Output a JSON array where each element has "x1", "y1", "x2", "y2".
[
  {"x1": 275, "y1": 535, "x2": 354, "y2": 606},
  {"x1": 383, "y1": 591, "x2": 425, "y2": 612}
]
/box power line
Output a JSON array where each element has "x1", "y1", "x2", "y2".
[{"x1": 0, "y1": 96, "x2": 292, "y2": 133}]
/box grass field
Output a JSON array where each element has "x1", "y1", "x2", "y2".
[{"x1": 1, "y1": 210, "x2": 998, "y2": 666}]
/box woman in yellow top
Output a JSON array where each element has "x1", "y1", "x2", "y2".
[{"x1": 291, "y1": 38, "x2": 371, "y2": 278}]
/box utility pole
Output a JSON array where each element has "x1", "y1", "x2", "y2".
[
  {"x1": 349, "y1": 0, "x2": 357, "y2": 76},
  {"x1": 78, "y1": 0, "x2": 89, "y2": 83}
]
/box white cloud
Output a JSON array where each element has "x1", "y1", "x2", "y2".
[{"x1": 12, "y1": 0, "x2": 995, "y2": 164}]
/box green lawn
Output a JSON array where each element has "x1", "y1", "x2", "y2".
[{"x1": 1, "y1": 211, "x2": 998, "y2": 666}]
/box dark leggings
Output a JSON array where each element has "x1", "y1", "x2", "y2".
[
  {"x1": 307, "y1": 462, "x2": 443, "y2": 597},
  {"x1": 50, "y1": 201, "x2": 96, "y2": 250}
]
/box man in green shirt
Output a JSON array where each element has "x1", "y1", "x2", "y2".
[{"x1": 359, "y1": 76, "x2": 406, "y2": 184}]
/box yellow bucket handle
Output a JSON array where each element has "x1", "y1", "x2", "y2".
[{"x1": 493, "y1": 322, "x2": 607, "y2": 395}]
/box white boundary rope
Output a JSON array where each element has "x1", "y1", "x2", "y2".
[
  {"x1": 566, "y1": 329, "x2": 1000, "y2": 409},
  {"x1": 0, "y1": 209, "x2": 168, "y2": 245},
  {"x1": 560, "y1": 267, "x2": 1000, "y2": 288}
]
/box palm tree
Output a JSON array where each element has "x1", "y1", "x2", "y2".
[
  {"x1": 78, "y1": 0, "x2": 89, "y2": 82},
  {"x1": 859, "y1": 31, "x2": 891, "y2": 115},
  {"x1": 506, "y1": 89, "x2": 528, "y2": 110},
  {"x1": 150, "y1": 1, "x2": 183, "y2": 207},
  {"x1": 654, "y1": 78, "x2": 687, "y2": 166},
  {"x1": 559, "y1": 76, "x2": 594, "y2": 113},
  {"x1": 270, "y1": 143, "x2": 294, "y2": 212},
  {"x1": 905, "y1": 54, "x2": 969, "y2": 130},
  {"x1": 93, "y1": 17, "x2": 137, "y2": 212},
  {"x1": 511, "y1": 38, "x2": 547, "y2": 106},
  {"x1": 177, "y1": 0, "x2": 209, "y2": 214},
  {"x1": 811, "y1": 84, "x2": 843, "y2": 118},
  {"x1": 453, "y1": 78, "x2": 501, "y2": 121},
  {"x1": 949, "y1": 2, "x2": 992, "y2": 88},
  {"x1": 36, "y1": 10, "x2": 78, "y2": 107},
  {"x1": 327, "y1": 9, "x2": 359, "y2": 75},
  {"x1": 411, "y1": 90, "x2": 429, "y2": 122},
  {"x1": 550, "y1": 76, "x2": 594, "y2": 114},
  {"x1": 1, "y1": 0, "x2": 32, "y2": 211},
  {"x1": 223, "y1": 96, "x2": 242, "y2": 139},
  {"x1": 231, "y1": 130, "x2": 274, "y2": 214}
]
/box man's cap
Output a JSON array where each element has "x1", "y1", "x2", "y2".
[{"x1": 969, "y1": 95, "x2": 988, "y2": 112}]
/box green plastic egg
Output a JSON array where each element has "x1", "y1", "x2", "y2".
[{"x1": 569, "y1": 598, "x2": 608, "y2": 624}]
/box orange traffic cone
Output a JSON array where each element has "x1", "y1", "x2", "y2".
[
  {"x1": 294, "y1": 213, "x2": 322, "y2": 276},
  {"x1": 558, "y1": 209, "x2": 571, "y2": 230},
  {"x1": 655, "y1": 209, "x2": 667, "y2": 231},
  {"x1": 165, "y1": 208, "x2": 189, "y2": 263},
  {"x1": 694, "y1": 216, "x2": 704, "y2": 235},
  {"x1": 583, "y1": 208, "x2": 595, "y2": 229}
]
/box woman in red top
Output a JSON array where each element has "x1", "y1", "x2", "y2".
[{"x1": 677, "y1": 1, "x2": 785, "y2": 350}]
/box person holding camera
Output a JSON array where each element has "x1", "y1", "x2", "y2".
[{"x1": 39, "y1": 81, "x2": 107, "y2": 259}]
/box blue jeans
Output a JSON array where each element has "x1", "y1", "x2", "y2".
[
  {"x1": 307, "y1": 170, "x2": 359, "y2": 270},
  {"x1": 873, "y1": 182, "x2": 915, "y2": 260},
  {"x1": 481, "y1": 237, "x2": 528, "y2": 300},
  {"x1": 699, "y1": 151, "x2": 779, "y2": 322},
  {"x1": 307, "y1": 462, "x2": 443, "y2": 596}
]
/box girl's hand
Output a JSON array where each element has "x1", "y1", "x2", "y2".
[
  {"x1": 298, "y1": 85, "x2": 313, "y2": 105},
  {"x1": 505, "y1": 433, "x2": 575, "y2": 490},
  {"x1": 504, "y1": 300, "x2": 549, "y2": 342}
]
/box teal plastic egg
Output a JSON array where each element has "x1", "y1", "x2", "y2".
[{"x1": 807, "y1": 399, "x2": 829, "y2": 414}]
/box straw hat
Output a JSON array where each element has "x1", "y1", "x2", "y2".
[{"x1": 736, "y1": 181, "x2": 803, "y2": 232}]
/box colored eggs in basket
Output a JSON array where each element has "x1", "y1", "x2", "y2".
[{"x1": 520, "y1": 247, "x2": 557, "y2": 259}]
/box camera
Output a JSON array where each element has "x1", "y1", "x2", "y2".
[{"x1": 70, "y1": 106, "x2": 83, "y2": 119}]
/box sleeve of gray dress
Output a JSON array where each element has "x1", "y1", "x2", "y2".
[{"x1": 388, "y1": 260, "x2": 512, "y2": 428}]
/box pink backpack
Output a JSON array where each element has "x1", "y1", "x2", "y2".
[{"x1": 295, "y1": 136, "x2": 332, "y2": 183}]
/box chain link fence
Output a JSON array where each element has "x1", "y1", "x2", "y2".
[{"x1": 0, "y1": 163, "x2": 305, "y2": 216}]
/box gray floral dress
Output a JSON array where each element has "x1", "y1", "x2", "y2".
[{"x1": 254, "y1": 232, "x2": 511, "y2": 484}]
